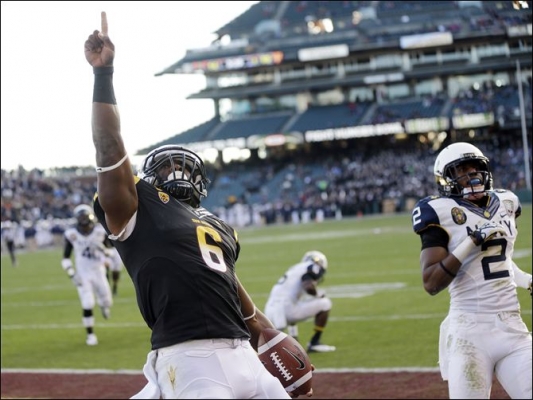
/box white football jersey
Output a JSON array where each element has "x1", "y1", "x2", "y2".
[
  {"x1": 106, "y1": 246, "x2": 123, "y2": 272},
  {"x1": 412, "y1": 189, "x2": 522, "y2": 313},
  {"x1": 2, "y1": 224, "x2": 16, "y2": 242},
  {"x1": 268, "y1": 261, "x2": 326, "y2": 303},
  {"x1": 63, "y1": 224, "x2": 108, "y2": 274}
]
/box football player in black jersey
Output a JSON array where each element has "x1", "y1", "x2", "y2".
[{"x1": 84, "y1": 12, "x2": 313, "y2": 399}]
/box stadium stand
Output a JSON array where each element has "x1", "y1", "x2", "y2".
[
  {"x1": 2, "y1": 1, "x2": 532, "y2": 243},
  {"x1": 153, "y1": 0, "x2": 532, "y2": 221}
]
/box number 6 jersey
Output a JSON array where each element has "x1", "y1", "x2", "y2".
[{"x1": 93, "y1": 177, "x2": 250, "y2": 350}]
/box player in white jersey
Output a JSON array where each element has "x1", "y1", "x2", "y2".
[
  {"x1": 264, "y1": 250, "x2": 336, "y2": 353},
  {"x1": 412, "y1": 142, "x2": 532, "y2": 399},
  {"x1": 104, "y1": 245, "x2": 123, "y2": 296},
  {"x1": 61, "y1": 204, "x2": 114, "y2": 346},
  {"x1": 1, "y1": 220, "x2": 18, "y2": 267}
]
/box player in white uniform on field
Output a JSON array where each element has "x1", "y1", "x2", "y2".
[
  {"x1": 61, "y1": 204, "x2": 114, "y2": 346},
  {"x1": 265, "y1": 250, "x2": 336, "y2": 353},
  {"x1": 1, "y1": 220, "x2": 18, "y2": 267},
  {"x1": 105, "y1": 245, "x2": 123, "y2": 296},
  {"x1": 412, "y1": 142, "x2": 532, "y2": 399}
]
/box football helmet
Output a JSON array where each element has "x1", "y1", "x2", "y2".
[
  {"x1": 74, "y1": 204, "x2": 95, "y2": 228},
  {"x1": 138, "y1": 145, "x2": 210, "y2": 208},
  {"x1": 301, "y1": 250, "x2": 328, "y2": 270},
  {"x1": 434, "y1": 142, "x2": 492, "y2": 198}
]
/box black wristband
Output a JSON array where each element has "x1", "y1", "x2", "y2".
[
  {"x1": 439, "y1": 261, "x2": 456, "y2": 278},
  {"x1": 93, "y1": 67, "x2": 116, "y2": 104},
  {"x1": 93, "y1": 66, "x2": 114, "y2": 75}
]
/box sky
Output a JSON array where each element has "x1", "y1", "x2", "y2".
[{"x1": 1, "y1": 1, "x2": 258, "y2": 171}]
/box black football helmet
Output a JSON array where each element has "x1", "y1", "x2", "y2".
[
  {"x1": 433, "y1": 142, "x2": 493, "y2": 198},
  {"x1": 74, "y1": 204, "x2": 95, "y2": 230},
  {"x1": 138, "y1": 145, "x2": 210, "y2": 208}
]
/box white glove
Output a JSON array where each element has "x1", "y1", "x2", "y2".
[
  {"x1": 70, "y1": 272, "x2": 82, "y2": 287},
  {"x1": 316, "y1": 288, "x2": 327, "y2": 298},
  {"x1": 470, "y1": 221, "x2": 506, "y2": 246}
]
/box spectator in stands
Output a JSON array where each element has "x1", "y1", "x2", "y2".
[
  {"x1": 265, "y1": 250, "x2": 336, "y2": 353},
  {"x1": 84, "y1": 12, "x2": 309, "y2": 399}
]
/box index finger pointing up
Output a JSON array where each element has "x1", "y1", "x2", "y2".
[{"x1": 101, "y1": 11, "x2": 108, "y2": 36}]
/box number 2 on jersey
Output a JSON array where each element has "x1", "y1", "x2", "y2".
[{"x1": 481, "y1": 238, "x2": 509, "y2": 280}]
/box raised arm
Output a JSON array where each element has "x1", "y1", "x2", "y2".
[{"x1": 84, "y1": 11, "x2": 137, "y2": 236}]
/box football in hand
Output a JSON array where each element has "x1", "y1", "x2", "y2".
[{"x1": 257, "y1": 328, "x2": 313, "y2": 396}]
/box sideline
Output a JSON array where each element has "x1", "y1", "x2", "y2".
[{"x1": 1, "y1": 366, "x2": 440, "y2": 374}]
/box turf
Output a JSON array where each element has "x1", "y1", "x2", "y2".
[{"x1": 2, "y1": 206, "x2": 531, "y2": 371}]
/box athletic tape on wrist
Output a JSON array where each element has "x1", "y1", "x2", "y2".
[
  {"x1": 61, "y1": 258, "x2": 73, "y2": 271},
  {"x1": 96, "y1": 154, "x2": 128, "y2": 173},
  {"x1": 451, "y1": 237, "x2": 476, "y2": 264}
]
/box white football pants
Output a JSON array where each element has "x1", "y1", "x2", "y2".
[
  {"x1": 76, "y1": 267, "x2": 113, "y2": 310},
  {"x1": 439, "y1": 310, "x2": 532, "y2": 399},
  {"x1": 265, "y1": 296, "x2": 332, "y2": 330},
  {"x1": 154, "y1": 338, "x2": 291, "y2": 399}
]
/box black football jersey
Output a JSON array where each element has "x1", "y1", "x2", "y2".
[{"x1": 94, "y1": 177, "x2": 250, "y2": 350}]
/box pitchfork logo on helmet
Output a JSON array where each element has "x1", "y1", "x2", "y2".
[
  {"x1": 433, "y1": 142, "x2": 493, "y2": 198},
  {"x1": 137, "y1": 145, "x2": 210, "y2": 208}
]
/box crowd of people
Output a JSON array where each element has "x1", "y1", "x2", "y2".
[
  {"x1": 209, "y1": 134, "x2": 531, "y2": 227},
  {"x1": 1, "y1": 134, "x2": 531, "y2": 251}
]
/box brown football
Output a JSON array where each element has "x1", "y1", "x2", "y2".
[{"x1": 257, "y1": 328, "x2": 313, "y2": 396}]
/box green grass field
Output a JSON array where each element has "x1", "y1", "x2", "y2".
[{"x1": 2, "y1": 206, "x2": 531, "y2": 371}]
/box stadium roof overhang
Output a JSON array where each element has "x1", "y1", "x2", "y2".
[
  {"x1": 182, "y1": 52, "x2": 531, "y2": 100},
  {"x1": 186, "y1": 75, "x2": 366, "y2": 99}
]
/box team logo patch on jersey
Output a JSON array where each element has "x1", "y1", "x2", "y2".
[
  {"x1": 158, "y1": 192, "x2": 170, "y2": 204},
  {"x1": 451, "y1": 207, "x2": 467, "y2": 225}
]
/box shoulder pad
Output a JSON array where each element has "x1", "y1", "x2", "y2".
[
  {"x1": 412, "y1": 196, "x2": 442, "y2": 234},
  {"x1": 414, "y1": 195, "x2": 440, "y2": 208}
]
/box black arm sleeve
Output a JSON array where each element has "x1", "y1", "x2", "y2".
[
  {"x1": 62, "y1": 239, "x2": 73, "y2": 259},
  {"x1": 420, "y1": 226, "x2": 449, "y2": 250}
]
